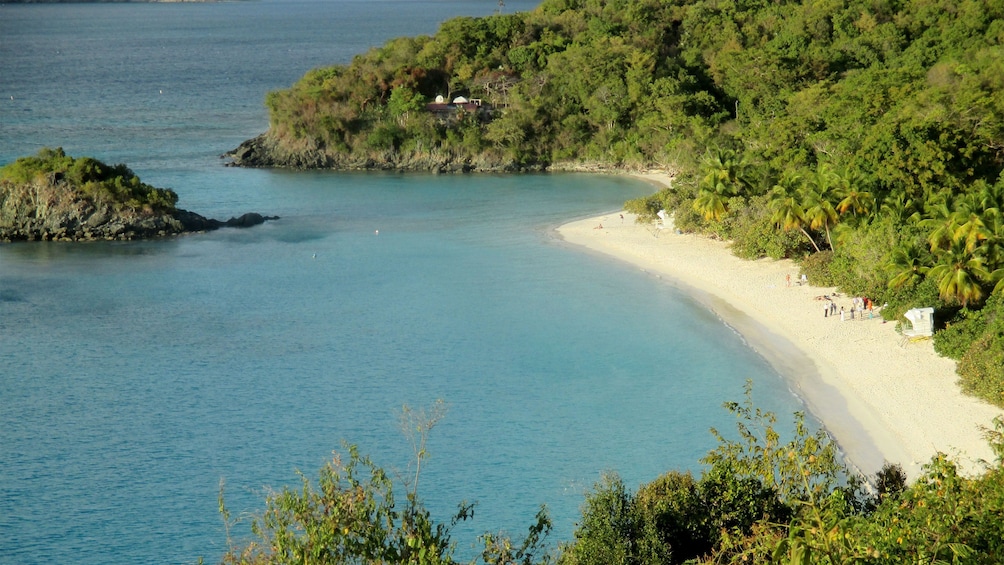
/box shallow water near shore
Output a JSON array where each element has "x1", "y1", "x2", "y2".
[{"x1": 1, "y1": 2, "x2": 811, "y2": 563}]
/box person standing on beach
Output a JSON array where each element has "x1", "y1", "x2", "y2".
[
  {"x1": 824, "y1": 303, "x2": 829, "y2": 318},
  {"x1": 840, "y1": 307, "x2": 845, "y2": 321},
  {"x1": 786, "y1": 273, "x2": 791, "y2": 287}
]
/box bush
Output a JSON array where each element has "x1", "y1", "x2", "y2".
[
  {"x1": 726, "y1": 195, "x2": 807, "y2": 259},
  {"x1": 879, "y1": 277, "x2": 943, "y2": 324},
  {"x1": 697, "y1": 462, "x2": 790, "y2": 542},
  {"x1": 634, "y1": 471, "x2": 710, "y2": 563},
  {"x1": 366, "y1": 123, "x2": 404, "y2": 151},
  {"x1": 797, "y1": 250, "x2": 837, "y2": 286},
  {"x1": 623, "y1": 190, "x2": 668, "y2": 221},
  {"x1": 829, "y1": 220, "x2": 904, "y2": 298},
  {"x1": 0, "y1": 147, "x2": 178, "y2": 212},
  {"x1": 670, "y1": 200, "x2": 705, "y2": 233},
  {"x1": 220, "y1": 402, "x2": 554, "y2": 565},
  {"x1": 559, "y1": 473, "x2": 634, "y2": 565},
  {"x1": 956, "y1": 294, "x2": 1004, "y2": 408},
  {"x1": 934, "y1": 306, "x2": 988, "y2": 360}
]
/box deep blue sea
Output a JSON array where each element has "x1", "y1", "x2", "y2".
[{"x1": 1, "y1": 2, "x2": 807, "y2": 563}]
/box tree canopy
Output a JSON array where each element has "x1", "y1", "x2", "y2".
[{"x1": 0, "y1": 147, "x2": 178, "y2": 213}]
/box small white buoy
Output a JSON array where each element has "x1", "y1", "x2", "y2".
[
  {"x1": 375, "y1": 229, "x2": 379, "y2": 235},
  {"x1": 312, "y1": 253, "x2": 316, "y2": 259}
]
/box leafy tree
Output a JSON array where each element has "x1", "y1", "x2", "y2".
[
  {"x1": 559, "y1": 473, "x2": 634, "y2": 565},
  {"x1": 219, "y1": 402, "x2": 554, "y2": 565},
  {"x1": 388, "y1": 86, "x2": 426, "y2": 126}
]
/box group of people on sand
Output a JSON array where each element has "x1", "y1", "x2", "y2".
[
  {"x1": 787, "y1": 273, "x2": 880, "y2": 322},
  {"x1": 819, "y1": 294, "x2": 878, "y2": 321}
]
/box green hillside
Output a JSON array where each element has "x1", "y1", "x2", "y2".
[{"x1": 243, "y1": 0, "x2": 1004, "y2": 406}]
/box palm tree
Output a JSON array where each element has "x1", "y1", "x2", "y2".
[
  {"x1": 927, "y1": 238, "x2": 990, "y2": 307},
  {"x1": 769, "y1": 170, "x2": 820, "y2": 253},
  {"x1": 834, "y1": 166, "x2": 874, "y2": 218},
  {"x1": 953, "y1": 208, "x2": 990, "y2": 254},
  {"x1": 980, "y1": 212, "x2": 1004, "y2": 282},
  {"x1": 973, "y1": 180, "x2": 1004, "y2": 270},
  {"x1": 990, "y1": 266, "x2": 1004, "y2": 296},
  {"x1": 879, "y1": 192, "x2": 922, "y2": 224},
  {"x1": 920, "y1": 200, "x2": 961, "y2": 252},
  {"x1": 692, "y1": 189, "x2": 730, "y2": 221},
  {"x1": 797, "y1": 164, "x2": 841, "y2": 250},
  {"x1": 976, "y1": 179, "x2": 1004, "y2": 217},
  {"x1": 701, "y1": 147, "x2": 751, "y2": 194},
  {"x1": 887, "y1": 243, "x2": 933, "y2": 289},
  {"x1": 692, "y1": 148, "x2": 751, "y2": 221}
]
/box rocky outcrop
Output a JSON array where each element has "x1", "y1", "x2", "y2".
[
  {"x1": 0, "y1": 178, "x2": 277, "y2": 242},
  {"x1": 224, "y1": 132, "x2": 547, "y2": 173}
]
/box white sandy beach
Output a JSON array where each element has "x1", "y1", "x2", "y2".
[{"x1": 557, "y1": 173, "x2": 1003, "y2": 479}]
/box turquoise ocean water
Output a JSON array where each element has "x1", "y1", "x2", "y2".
[{"x1": 1, "y1": 2, "x2": 808, "y2": 563}]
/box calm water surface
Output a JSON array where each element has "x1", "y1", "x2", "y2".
[{"x1": 0, "y1": 2, "x2": 807, "y2": 563}]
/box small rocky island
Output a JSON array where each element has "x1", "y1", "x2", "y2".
[{"x1": 0, "y1": 148, "x2": 277, "y2": 242}]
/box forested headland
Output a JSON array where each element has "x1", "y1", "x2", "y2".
[{"x1": 228, "y1": 0, "x2": 1004, "y2": 407}]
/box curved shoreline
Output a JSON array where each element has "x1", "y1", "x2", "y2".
[{"x1": 556, "y1": 176, "x2": 1002, "y2": 479}]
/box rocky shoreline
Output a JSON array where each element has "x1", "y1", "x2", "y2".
[
  {"x1": 223, "y1": 133, "x2": 545, "y2": 173},
  {"x1": 224, "y1": 132, "x2": 674, "y2": 177}
]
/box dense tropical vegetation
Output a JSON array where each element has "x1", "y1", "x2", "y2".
[
  {"x1": 217, "y1": 395, "x2": 1004, "y2": 564},
  {"x1": 252, "y1": 0, "x2": 1004, "y2": 405},
  {"x1": 0, "y1": 147, "x2": 178, "y2": 213}
]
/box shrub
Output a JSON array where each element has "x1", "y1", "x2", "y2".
[
  {"x1": 366, "y1": 123, "x2": 404, "y2": 151},
  {"x1": 559, "y1": 473, "x2": 634, "y2": 565},
  {"x1": 726, "y1": 195, "x2": 806, "y2": 259},
  {"x1": 697, "y1": 462, "x2": 789, "y2": 542},
  {"x1": 0, "y1": 147, "x2": 178, "y2": 212},
  {"x1": 829, "y1": 219, "x2": 904, "y2": 298},
  {"x1": 956, "y1": 294, "x2": 1004, "y2": 408},
  {"x1": 797, "y1": 250, "x2": 837, "y2": 286},
  {"x1": 934, "y1": 306, "x2": 988, "y2": 359},
  {"x1": 634, "y1": 471, "x2": 710, "y2": 563},
  {"x1": 879, "y1": 277, "x2": 942, "y2": 324},
  {"x1": 220, "y1": 402, "x2": 554, "y2": 565},
  {"x1": 623, "y1": 191, "x2": 665, "y2": 220}
]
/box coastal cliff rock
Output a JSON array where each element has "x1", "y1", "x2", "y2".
[
  {"x1": 0, "y1": 175, "x2": 276, "y2": 242},
  {"x1": 224, "y1": 132, "x2": 545, "y2": 173}
]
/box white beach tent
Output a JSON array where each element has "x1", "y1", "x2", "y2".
[
  {"x1": 653, "y1": 209, "x2": 671, "y2": 236},
  {"x1": 902, "y1": 307, "x2": 934, "y2": 342}
]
